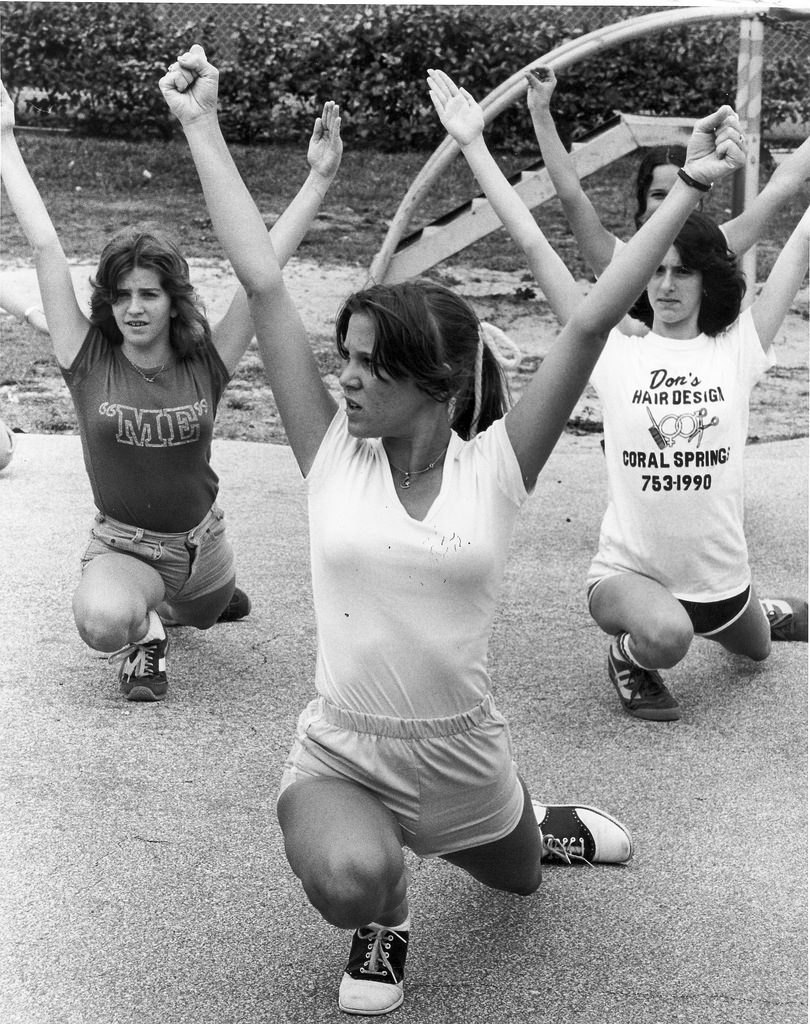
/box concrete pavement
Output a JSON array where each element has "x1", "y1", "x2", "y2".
[{"x1": 1, "y1": 431, "x2": 807, "y2": 1024}]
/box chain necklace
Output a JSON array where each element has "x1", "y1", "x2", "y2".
[
  {"x1": 388, "y1": 444, "x2": 450, "y2": 489},
  {"x1": 122, "y1": 352, "x2": 170, "y2": 383}
]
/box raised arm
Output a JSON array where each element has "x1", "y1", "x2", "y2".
[
  {"x1": 427, "y1": 69, "x2": 581, "y2": 325},
  {"x1": 504, "y1": 106, "x2": 747, "y2": 489},
  {"x1": 722, "y1": 135, "x2": 810, "y2": 255},
  {"x1": 749, "y1": 204, "x2": 809, "y2": 350},
  {"x1": 159, "y1": 46, "x2": 336, "y2": 474},
  {"x1": 526, "y1": 66, "x2": 619, "y2": 278},
  {"x1": 211, "y1": 102, "x2": 343, "y2": 375},
  {"x1": 0, "y1": 81, "x2": 89, "y2": 365}
]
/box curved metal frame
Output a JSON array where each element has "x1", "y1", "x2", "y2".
[{"x1": 368, "y1": 3, "x2": 765, "y2": 284}]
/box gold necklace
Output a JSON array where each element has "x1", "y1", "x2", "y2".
[{"x1": 388, "y1": 444, "x2": 449, "y2": 489}]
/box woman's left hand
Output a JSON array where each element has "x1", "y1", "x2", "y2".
[
  {"x1": 684, "y1": 106, "x2": 747, "y2": 186},
  {"x1": 525, "y1": 65, "x2": 557, "y2": 119},
  {"x1": 307, "y1": 101, "x2": 343, "y2": 182}
]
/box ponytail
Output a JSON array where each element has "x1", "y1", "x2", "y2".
[{"x1": 451, "y1": 322, "x2": 520, "y2": 439}]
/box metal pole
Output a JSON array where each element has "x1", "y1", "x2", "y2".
[{"x1": 733, "y1": 16, "x2": 764, "y2": 293}]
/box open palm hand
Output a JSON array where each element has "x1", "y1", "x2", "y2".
[
  {"x1": 307, "y1": 101, "x2": 343, "y2": 180},
  {"x1": 427, "y1": 68, "x2": 485, "y2": 147}
]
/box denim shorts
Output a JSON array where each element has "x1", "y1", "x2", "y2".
[
  {"x1": 80, "y1": 503, "x2": 235, "y2": 604},
  {"x1": 278, "y1": 693, "x2": 525, "y2": 859}
]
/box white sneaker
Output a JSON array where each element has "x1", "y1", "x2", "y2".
[
  {"x1": 338, "y1": 922, "x2": 408, "y2": 1016},
  {"x1": 533, "y1": 801, "x2": 633, "y2": 864}
]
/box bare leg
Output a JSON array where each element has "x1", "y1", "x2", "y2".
[
  {"x1": 710, "y1": 582, "x2": 770, "y2": 661},
  {"x1": 590, "y1": 572, "x2": 693, "y2": 668},
  {"x1": 440, "y1": 777, "x2": 542, "y2": 895},
  {"x1": 277, "y1": 778, "x2": 409, "y2": 929},
  {"x1": 73, "y1": 553, "x2": 165, "y2": 652}
]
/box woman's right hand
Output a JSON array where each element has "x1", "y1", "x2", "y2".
[
  {"x1": 426, "y1": 68, "x2": 485, "y2": 147},
  {"x1": 0, "y1": 81, "x2": 16, "y2": 135},
  {"x1": 158, "y1": 43, "x2": 219, "y2": 127}
]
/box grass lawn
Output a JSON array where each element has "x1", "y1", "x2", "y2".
[{"x1": 3, "y1": 129, "x2": 805, "y2": 274}]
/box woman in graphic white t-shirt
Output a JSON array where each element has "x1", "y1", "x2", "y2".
[
  {"x1": 586, "y1": 209, "x2": 808, "y2": 721},
  {"x1": 433, "y1": 70, "x2": 808, "y2": 726}
]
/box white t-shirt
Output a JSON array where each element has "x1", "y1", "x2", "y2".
[
  {"x1": 306, "y1": 409, "x2": 529, "y2": 719},
  {"x1": 587, "y1": 307, "x2": 774, "y2": 601}
]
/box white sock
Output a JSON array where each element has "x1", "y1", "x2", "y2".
[
  {"x1": 138, "y1": 609, "x2": 166, "y2": 645},
  {"x1": 371, "y1": 915, "x2": 410, "y2": 933},
  {"x1": 613, "y1": 632, "x2": 654, "y2": 671}
]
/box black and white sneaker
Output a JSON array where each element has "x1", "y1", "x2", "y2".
[
  {"x1": 533, "y1": 802, "x2": 633, "y2": 864},
  {"x1": 608, "y1": 645, "x2": 680, "y2": 721},
  {"x1": 338, "y1": 922, "x2": 408, "y2": 1016},
  {"x1": 110, "y1": 634, "x2": 169, "y2": 702}
]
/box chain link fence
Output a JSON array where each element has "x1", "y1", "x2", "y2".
[
  {"x1": 154, "y1": 3, "x2": 809, "y2": 138},
  {"x1": 3, "y1": 3, "x2": 807, "y2": 143}
]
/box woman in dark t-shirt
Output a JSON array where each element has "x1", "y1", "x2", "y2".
[{"x1": 0, "y1": 79, "x2": 343, "y2": 701}]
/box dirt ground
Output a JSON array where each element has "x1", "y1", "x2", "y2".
[{"x1": 1, "y1": 254, "x2": 808, "y2": 444}]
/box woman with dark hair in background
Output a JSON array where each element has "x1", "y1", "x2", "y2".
[
  {"x1": 429, "y1": 68, "x2": 808, "y2": 725},
  {"x1": 525, "y1": 64, "x2": 810, "y2": 280},
  {"x1": 585, "y1": 203, "x2": 809, "y2": 721}
]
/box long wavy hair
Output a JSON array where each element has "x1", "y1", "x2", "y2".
[
  {"x1": 632, "y1": 212, "x2": 746, "y2": 335},
  {"x1": 335, "y1": 280, "x2": 509, "y2": 439},
  {"x1": 88, "y1": 227, "x2": 210, "y2": 356}
]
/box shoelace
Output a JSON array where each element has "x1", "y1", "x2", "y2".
[
  {"x1": 624, "y1": 664, "x2": 663, "y2": 699},
  {"x1": 542, "y1": 835, "x2": 593, "y2": 867},
  {"x1": 356, "y1": 926, "x2": 406, "y2": 981},
  {"x1": 108, "y1": 641, "x2": 158, "y2": 682}
]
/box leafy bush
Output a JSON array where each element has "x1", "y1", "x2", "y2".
[
  {"x1": 1, "y1": 2, "x2": 807, "y2": 148},
  {"x1": 0, "y1": 1, "x2": 220, "y2": 138}
]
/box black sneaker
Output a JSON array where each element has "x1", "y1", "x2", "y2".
[
  {"x1": 533, "y1": 802, "x2": 633, "y2": 864},
  {"x1": 338, "y1": 922, "x2": 408, "y2": 1016},
  {"x1": 110, "y1": 634, "x2": 169, "y2": 702},
  {"x1": 760, "y1": 597, "x2": 808, "y2": 642},
  {"x1": 607, "y1": 645, "x2": 680, "y2": 721},
  {"x1": 217, "y1": 586, "x2": 251, "y2": 623}
]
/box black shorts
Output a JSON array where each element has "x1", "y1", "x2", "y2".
[{"x1": 678, "y1": 585, "x2": 751, "y2": 636}]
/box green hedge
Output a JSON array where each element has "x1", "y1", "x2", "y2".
[
  {"x1": 1, "y1": 2, "x2": 807, "y2": 150},
  {"x1": 0, "y1": 1, "x2": 220, "y2": 139}
]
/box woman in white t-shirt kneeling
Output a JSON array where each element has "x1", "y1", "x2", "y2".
[{"x1": 587, "y1": 209, "x2": 809, "y2": 722}]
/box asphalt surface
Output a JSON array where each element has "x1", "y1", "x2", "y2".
[{"x1": 1, "y1": 430, "x2": 807, "y2": 1024}]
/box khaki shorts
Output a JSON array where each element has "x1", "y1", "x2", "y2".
[
  {"x1": 279, "y1": 693, "x2": 525, "y2": 859},
  {"x1": 80, "y1": 503, "x2": 234, "y2": 603}
]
